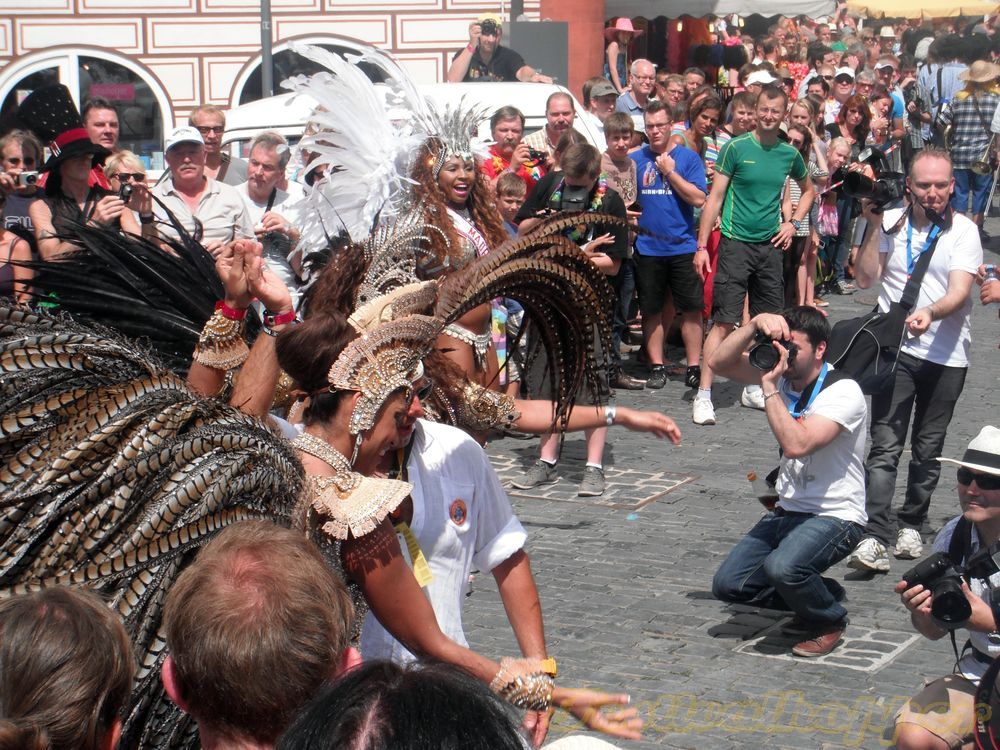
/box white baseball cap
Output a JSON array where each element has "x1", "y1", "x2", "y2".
[
  {"x1": 833, "y1": 66, "x2": 856, "y2": 81},
  {"x1": 165, "y1": 126, "x2": 205, "y2": 152},
  {"x1": 745, "y1": 70, "x2": 778, "y2": 86}
]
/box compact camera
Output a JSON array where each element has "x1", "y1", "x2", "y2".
[
  {"x1": 17, "y1": 171, "x2": 38, "y2": 187},
  {"x1": 748, "y1": 331, "x2": 798, "y2": 371},
  {"x1": 479, "y1": 18, "x2": 500, "y2": 36},
  {"x1": 525, "y1": 147, "x2": 548, "y2": 166},
  {"x1": 261, "y1": 230, "x2": 292, "y2": 258},
  {"x1": 118, "y1": 183, "x2": 133, "y2": 203}
]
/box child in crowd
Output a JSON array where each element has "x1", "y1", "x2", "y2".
[
  {"x1": 496, "y1": 171, "x2": 528, "y2": 399},
  {"x1": 600, "y1": 114, "x2": 644, "y2": 391}
]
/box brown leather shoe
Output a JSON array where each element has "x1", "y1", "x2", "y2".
[
  {"x1": 791, "y1": 623, "x2": 845, "y2": 657},
  {"x1": 611, "y1": 370, "x2": 646, "y2": 390}
]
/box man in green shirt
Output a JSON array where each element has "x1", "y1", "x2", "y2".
[{"x1": 690, "y1": 85, "x2": 815, "y2": 426}]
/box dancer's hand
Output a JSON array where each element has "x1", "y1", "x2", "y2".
[{"x1": 552, "y1": 687, "x2": 643, "y2": 740}]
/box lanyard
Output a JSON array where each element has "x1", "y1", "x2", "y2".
[
  {"x1": 906, "y1": 221, "x2": 941, "y2": 277},
  {"x1": 787, "y1": 363, "x2": 829, "y2": 419}
]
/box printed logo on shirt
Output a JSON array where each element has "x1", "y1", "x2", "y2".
[
  {"x1": 641, "y1": 163, "x2": 658, "y2": 187},
  {"x1": 449, "y1": 498, "x2": 468, "y2": 526}
]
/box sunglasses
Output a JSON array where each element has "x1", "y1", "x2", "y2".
[
  {"x1": 110, "y1": 172, "x2": 145, "y2": 182},
  {"x1": 958, "y1": 467, "x2": 1000, "y2": 491},
  {"x1": 195, "y1": 125, "x2": 225, "y2": 135},
  {"x1": 407, "y1": 378, "x2": 434, "y2": 404}
]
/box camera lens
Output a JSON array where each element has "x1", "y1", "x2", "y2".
[{"x1": 930, "y1": 577, "x2": 973, "y2": 625}]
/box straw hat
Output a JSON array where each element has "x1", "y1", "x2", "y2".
[
  {"x1": 959, "y1": 60, "x2": 1000, "y2": 83},
  {"x1": 605, "y1": 18, "x2": 643, "y2": 41},
  {"x1": 938, "y1": 426, "x2": 1000, "y2": 477}
]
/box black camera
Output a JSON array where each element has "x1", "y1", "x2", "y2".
[
  {"x1": 841, "y1": 146, "x2": 906, "y2": 212},
  {"x1": 118, "y1": 183, "x2": 133, "y2": 203},
  {"x1": 261, "y1": 230, "x2": 292, "y2": 258},
  {"x1": 748, "y1": 330, "x2": 798, "y2": 371},
  {"x1": 17, "y1": 171, "x2": 38, "y2": 187},
  {"x1": 902, "y1": 543, "x2": 1000, "y2": 628},
  {"x1": 479, "y1": 18, "x2": 500, "y2": 36},
  {"x1": 525, "y1": 147, "x2": 548, "y2": 165}
]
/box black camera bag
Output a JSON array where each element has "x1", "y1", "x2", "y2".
[{"x1": 825, "y1": 224, "x2": 942, "y2": 396}]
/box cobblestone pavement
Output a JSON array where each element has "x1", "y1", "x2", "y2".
[{"x1": 464, "y1": 230, "x2": 1000, "y2": 749}]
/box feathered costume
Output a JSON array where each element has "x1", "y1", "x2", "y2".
[{"x1": 0, "y1": 45, "x2": 627, "y2": 749}]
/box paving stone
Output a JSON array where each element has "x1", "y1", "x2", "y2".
[{"x1": 460, "y1": 247, "x2": 1000, "y2": 749}]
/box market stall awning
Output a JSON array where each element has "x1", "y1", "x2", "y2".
[
  {"x1": 846, "y1": 0, "x2": 998, "y2": 16},
  {"x1": 606, "y1": 0, "x2": 837, "y2": 19}
]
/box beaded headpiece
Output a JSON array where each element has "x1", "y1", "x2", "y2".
[
  {"x1": 419, "y1": 100, "x2": 492, "y2": 176},
  {"x1": 327, "y1": 314, "x2": 440, "y2": 434}
]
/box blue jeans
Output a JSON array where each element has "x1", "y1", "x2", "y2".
[
  {"x1": 952, "y1": 168, "x2": 992, "y2": 216},
  {"x1": 609, "y1": 257, "x2": 635, "y2": 370},
  {"x1": 832, "y1": 195, "x2": 855, "y2": 283},
  {"x1": 712, "y1": 511, "x2": 863, "y2": 626}
]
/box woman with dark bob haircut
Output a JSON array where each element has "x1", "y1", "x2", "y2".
[
  {"x1": 0, "y1": 586, "x2": 133, "y2": 750},
  {"x1": 276, "y1": 660, "x2": 525, "y2": 750}
]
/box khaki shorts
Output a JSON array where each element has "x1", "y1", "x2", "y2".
[{"x1": 893, "y1": 674, "x2": 980, "y2": 749}]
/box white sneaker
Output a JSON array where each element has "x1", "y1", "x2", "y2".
[
  {"x1": 894, "y1": 528, "x2": 924, "y2": 560},
  {"x1": 692, "y1": 397, "x2": 716, "y2": 425},
  {"x1": 848, "y1": 537, "x2": 890, "y2": 573},
  {"x1": 741, "y1": 386, "x2": 766, "y2": 410}
]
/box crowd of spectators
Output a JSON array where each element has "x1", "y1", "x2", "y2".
[{"x1": 1, "y1": 9, "x2": 1000, "y2": 750}]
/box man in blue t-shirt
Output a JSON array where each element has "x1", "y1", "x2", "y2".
[{"x1": 630, "y1": 99, "x2": 708, "y2": 390}]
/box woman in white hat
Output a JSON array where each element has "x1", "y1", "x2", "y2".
[
  {"x1": 604, "y1": 18, "x2": 643, "y2": 94},
  {"x1": 936, "y1": 59, "x2": 1000, "y2": 241}
]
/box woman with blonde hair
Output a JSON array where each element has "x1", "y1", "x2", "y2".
[{"x1": 103, "y1": 150, "x2": 152, "y2": 226}]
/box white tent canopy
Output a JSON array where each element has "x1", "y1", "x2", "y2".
[{"x1": 605, "y1": 0, "x2": 838, "y2": 19}]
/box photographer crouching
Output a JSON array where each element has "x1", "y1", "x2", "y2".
[
  {"x1": 709, "y1": 306, "x2": 868, "y2": 657},
  {"x1": 891, "y1": 427, "x2": 1000, "y2": 750}
]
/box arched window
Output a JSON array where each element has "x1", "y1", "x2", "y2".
[
  {"x1": 0, "y1": 48, "x2": 173, "y2": 169},
  {"x1": 234, "y1": 36, "x2": 388, "y2": 106}
]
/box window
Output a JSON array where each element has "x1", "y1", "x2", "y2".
[{"x1": 0, "y1": 49, "x2": 173, "y2": 170}]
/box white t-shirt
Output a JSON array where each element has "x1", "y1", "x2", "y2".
[
  {"x1": 932, "y1": 516, "x2": 1000, "y2": 683},
  {"x1": 360, "y1": 419, "x2": 527, "y2": 663},
  {"x1": 774, "y1": 374, "x2": 868, "y2": 525},
  {"x1": 877, "y1": 208, "x2": 982, "y2": 367},
  {"x1": 234, "y1": 180, "x2": 304, "y2": 230}
]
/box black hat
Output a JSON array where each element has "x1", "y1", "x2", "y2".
[{"x1": 16, "y1": 84, "x2": 110, "y2": 173}]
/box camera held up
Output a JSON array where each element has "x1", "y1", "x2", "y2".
[
  {"x1": 840, "y1": 146, "x2": 906, "y2": 212},
  {"x1": 748, "y1": 331, "x2": 798, "y2": 371},
  {"x1": 17, "y1": 171, "x2": 38, "y2": 188},
  {"x1": 901, "y1": 541, "x2": 1000, "y2": 628}
]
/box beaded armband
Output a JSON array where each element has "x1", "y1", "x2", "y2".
[
  {"x1": 193, "y1": 308, "x2": 250, "y2": 370},
  {"x1": 489, "y1": 657, "x2": 556, "y2": 711}
]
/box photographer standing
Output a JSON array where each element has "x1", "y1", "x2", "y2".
[
  {"x1": 891, "y1": 427, "x2": 1000, "y2": 750},
  {"x1": 848, "y1": 150, "x2": 982, "y2": 574},
  {"x1": 446, "y1": 14, "x2": 552, "y2": 84},
  {"x1": 710, "y1": 306, "x2": 867, "y2": 658}
]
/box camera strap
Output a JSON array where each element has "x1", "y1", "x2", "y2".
[
  {"x1": 788, "y1": 363, "x2": 829, "y2": 419},
  {"x1": 265, "y1": 188, "x2": 277, "y2": 213},
  {"x1": 905, "y1": 221, "x2": 941, "y2": 277}
]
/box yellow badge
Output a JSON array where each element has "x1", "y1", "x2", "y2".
[
  {"x1": 395, "y1": 521, "x2": 432, "y2": 588},
  {"x1": 450, "y1": 498, "x2": 468, "y2": 526}
]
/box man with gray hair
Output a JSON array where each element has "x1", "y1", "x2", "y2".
[
  {"x1": 189, "y1": 103, "x2": 248, "y2": 186},
  {"x1": 236, "y1": 130, "x2": 303, "y2": 306},
  {"x1": 615, "y1": 59, "x2": 656, "y2": 132}
]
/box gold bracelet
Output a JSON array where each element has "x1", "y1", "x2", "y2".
[
  {"x1": 193, "y1": 309, "x2": 250, "y2": 370},
  {"x1": 763, "y1": 391, "x2": 781, "y2": 402}
]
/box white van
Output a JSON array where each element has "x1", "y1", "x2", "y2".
[{"x1": 222, "y1": 82, "x2": 606, "y2": 159}]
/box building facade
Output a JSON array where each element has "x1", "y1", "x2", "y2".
[{"x1": 0, "y1": 0, "x2": 564, "y2": 166}]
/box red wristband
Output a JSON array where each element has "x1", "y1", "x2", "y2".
[
  {"x1": 466, "y1": 43, "x2": 475, "y2": 53},
  {"x1": 263, "y1": 309, "x2": 296, "y2": 327},
  {"x1": 216, "y1": 300, "x2": 247, "y2": 321}
]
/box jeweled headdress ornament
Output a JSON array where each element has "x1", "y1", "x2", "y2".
[
  {"x1": 327, "y1": 314, "x2": 440, "y2": 435},
  {"x1": 419, "y1": 99, "x2": 493, "y2": 176}
]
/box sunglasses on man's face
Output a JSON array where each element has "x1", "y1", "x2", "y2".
[{"x1": 958, "y1": 467, "x2": 1000, "y2": 491}]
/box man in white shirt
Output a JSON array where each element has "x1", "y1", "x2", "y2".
[
  {"x1": 236, "y1": 131, "x2": 303, "y2": 307},
  {"x1": 710, "y1": 306, "x2": 868, "y2": 658},
  {"x1": 848, "y1": 149, "x2": 982, "y2": 574},
  {"x1": 151, "y1": 126, "x2": 254, "y2": 255}
]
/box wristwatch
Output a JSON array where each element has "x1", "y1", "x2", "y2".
[{"x1": 790, "y1": 218, "x2": 803, "y2": 231}]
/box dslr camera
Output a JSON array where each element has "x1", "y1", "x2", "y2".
[
  {"x1": 748, "y1": 330, "x2": 798, "y2": 371},
  {"x1": 479, "y1": 18, "x2": 500, "y2": 36},
  {"x1": 902, "y1": 541, "x2": 1000, "y2": 628},
  {"x1": 841, "y1": 146, "x2": 906, "y2": 212}
]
